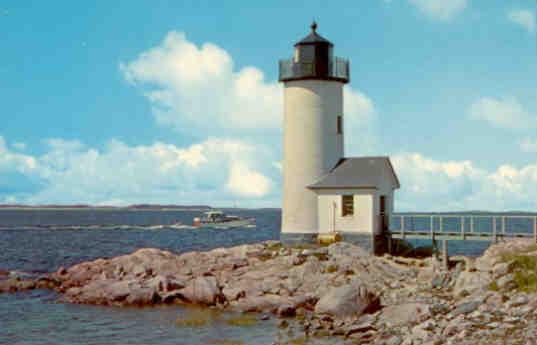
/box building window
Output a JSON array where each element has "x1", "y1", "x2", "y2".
[
  {"x1": 341, "y1": 195, "x2": 354, "y2": 216},
  {"x1": 337, "y1": 116, "x2": 343, "y2": 134}
]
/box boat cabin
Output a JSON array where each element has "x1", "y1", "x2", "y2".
[
  {"x1": 202, "y1": 211, "x2": 241, "y2": 223},
  {"x1": 203, "y1": 211, "x2": 225, "y2": 222}
]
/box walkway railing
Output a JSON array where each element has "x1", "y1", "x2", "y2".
[{"x1": 389, "y1": 214, "x2": 537, "y2": 242}]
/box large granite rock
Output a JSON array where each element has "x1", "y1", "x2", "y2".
[
  {"x1": 314, "y1": 279, "x2": 378, "y2": 318},
  {"x1": 378, "y1": 303, "x2": 431, "y2": 327},
  {"x1": 179, "y1": 276, "x2": 222, "y2": 305},
  {"x1": 0, "y1": 278, "x2": 37, "y2": 292},
  {"x1": 454, "y1": 271, "x2": 492, "y2": 296}
]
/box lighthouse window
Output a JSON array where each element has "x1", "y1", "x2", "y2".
[
  {"x1": 297, "y1": 45, "x2": 315, "y2": 62},
  {"x1": 341, "y1": 195, "x2": 354, "y2": 216},
  {"x1": 337, "y1": 116, "x2": 343, "y2": 134}
]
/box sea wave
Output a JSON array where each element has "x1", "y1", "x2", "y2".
[{"x1": 0, "y1": 224, "x2": 197, "y2": 231}]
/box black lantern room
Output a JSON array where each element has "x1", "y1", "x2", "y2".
[{"x1": 279, "y1": 22, "x2": 349, "y2": 83}]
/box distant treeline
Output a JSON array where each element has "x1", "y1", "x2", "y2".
[
  {"x1": 128, "y1": 204, "x2": 211, "y2": 210},
  {"x1": 0, "y1": 204, "x2": 211, "y2": 210}
]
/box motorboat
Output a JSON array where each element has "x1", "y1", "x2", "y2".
[{"x1": 193, "y1": 210, "x2": 255, "y2": 228}]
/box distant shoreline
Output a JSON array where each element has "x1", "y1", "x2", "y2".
[
  {"x1": 0, "y1": 208, "x2": 212, "y2": 211},
  {"x1": 0, "y1": 205, "x2": 281, "y2": 211},
  {"x1": 0, "y1": 205, "x2": 211, "y2": 211}
]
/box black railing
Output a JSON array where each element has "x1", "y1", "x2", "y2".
[{"x1": 278, "y1": 57, "x2": 349, "y2": 82}]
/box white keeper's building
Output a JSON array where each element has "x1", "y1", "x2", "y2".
[{"x1": 278, "y1": 23, "x2": 400, "y2": 253}]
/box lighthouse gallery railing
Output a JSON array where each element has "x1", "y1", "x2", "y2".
[{"x1": 278, "y1": 57, "x2": 349, "y2": 81}]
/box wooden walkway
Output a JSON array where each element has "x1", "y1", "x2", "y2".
[
  {"x1": 389, "y1": 214, "x2": 537, "y2": 242},
  {"x1": 386, "y1": 214, "x2": 537, "y2": 267}
]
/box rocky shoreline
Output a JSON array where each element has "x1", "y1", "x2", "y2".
[{"x1": 2, "y1": 239, "x2": 537, "y2": 345}]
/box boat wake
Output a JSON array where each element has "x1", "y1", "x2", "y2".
[
  {"x1": 0, "y1": 224, "x2": 198, "y2": 231},
  {"x1": 0, "y1": 224, "x2": 256, "y2": 231}
]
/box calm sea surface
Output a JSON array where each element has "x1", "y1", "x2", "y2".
[{"x1": 0, "y1": 209, "x2": 532, "y2": 344}]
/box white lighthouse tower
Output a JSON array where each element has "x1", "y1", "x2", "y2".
[
  {"x1": 279, "y1": 22, "x2": 349, "y2": 243},
  {"x1": 279, "y1": 23, "x2": 400, "y2": 251}
]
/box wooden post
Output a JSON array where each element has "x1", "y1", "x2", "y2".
[
  {"x1": 470, "y1": 216, "x2": 474, "y2": 233},
  {"x1": 440, "y1": 216, "x2": 443, "y2": 233},
  {"x1": 430, "y1": 216, "x2": 434, "y2": 239},
  {"x1": 401, "y1": 216, "x2": 405, "y2": 239},
  {"x1": 442, "y1": 240, "x2": 449, "y2": 270},
  {"x1": 492, "y1": 217, "x2": 497, "y2": 243},
  {"x1": 387, "y1": 235, "x2": 392, "y2": 255},
  {"x1": 501, "y1": 216, "x2": 506, "y2": 237},
  {"x1": 461, "y1": 216, "x2": 465, "y2": 239},
  {"x1": 332, "y1": 202, "x2": 336, "y2": 233},
  {"x1": 533, "y1": 216, "x2": 537, "y2": 244}
]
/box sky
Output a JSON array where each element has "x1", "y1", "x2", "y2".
[{"x1": 0, "y1": 0, "x2": 536, "y2": 211}]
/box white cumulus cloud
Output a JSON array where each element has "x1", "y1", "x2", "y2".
[
  {"x1": 508, "y1": 9, "x2": 536, "y2": 34},
  {"x1": 392, "y1": 153, "x2": 482, "y2": 210},
  {"x1": 407, "y1": 0, "x2": 467, "y2": 21},
  {"x1": 227, "y1": 161, "x2": 271, "y2": 198},
  {"x1": 3, "y1": 134, "x2": 537, "y2": 211},
  {"x1": 120, "y1": 31, "x2": 282, "y2": 133},
  {"x1": 0, "y1": 136, "x2": 278, "y2": 206},
  {"x1": 392, "y1": 152, "x2": 537, "y2": 211},
  {"x1": 519, "y1": 137, "x2": 537, "y2": 153},
  {"x1": 0, "y1": 136, "x2": 37, "y2": 174},
  {"x1": 468, "y1": 96, "x2": 536, "y2": 130}
]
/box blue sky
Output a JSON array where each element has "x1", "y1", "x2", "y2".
[{"x1": 0, "y1": 0, "x2": 536, "y2": 210}]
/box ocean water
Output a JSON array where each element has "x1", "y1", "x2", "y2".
[
  {"x1": 0, "y1": 209, "x2": 279, "y2": 273},
  {"x1": 0, "y1": 208, "x2": 284, "y2": 345},
  {"x1": 0, "y1": 209, "x2": 532, "y2": 344}
]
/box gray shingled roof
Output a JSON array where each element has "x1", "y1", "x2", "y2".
[{"x1": 308, "y1": 157, "x2": 400, "y2": 189}]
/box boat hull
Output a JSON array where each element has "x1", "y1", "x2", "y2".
[{"x1": 198, "y1": 219, "x2": 255, "y2": 229}]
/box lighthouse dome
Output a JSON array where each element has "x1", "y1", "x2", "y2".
[
  {"x1": 294, "y1": 21, "x2": 333, "y2": 46},
  {"x1": 279, "y1": 22, "x2": 349, "y2": 83}
]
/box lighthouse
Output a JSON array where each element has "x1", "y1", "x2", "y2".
[
  {"x1": 279, "y1": 22, "x2": 349, "y2": 242},
  {"x1": 279, "y1": 23, "x2": 400, "y2": 252}
]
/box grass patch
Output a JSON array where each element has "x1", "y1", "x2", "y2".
[
  {"x1": 324, "y1": 264, "x2": 338, "y2": 273},
  {"x1": 344, "y1": 269, "x2": 355, "y2": 276},
  {"x1": 225, "y1": 314, "x2": 259, "y2": 327},
  {"x1": 265, "y1": 242, "x2": 283, "y2": 252},
  {"x1": 515, "y1": 244, "x2": 537, "y2": 254},
  {"x1": 257, "y1": 252, "x2": 274, "y2": 261},
  {"x1": 489, "y1": 281, "x2": 500, "y2": 291},
  {"x1": 288, "y1": 336, "x2": 308, "y2": 345},
  {"x1": 312, "y1": 253, "x2": 329, "y2": 261},
  {"x1": 500, "y1": 253, "x2": 537, "y2": 293},
  {"x1": 294, "y1": 313, "x2": 306, "y2": 321},
  {"x1": 290, "y1": 243, "x2": 319, "y2": 250},
  {"x1": 213, "y1": 341, "x2": 245, "y2": 345}
]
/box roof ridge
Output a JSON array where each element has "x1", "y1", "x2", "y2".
[{"x1": 342, "y1": 156, "x2": 390, "y2": 159}]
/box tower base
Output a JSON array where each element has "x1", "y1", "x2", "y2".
[
  {"x1": 280, "y1": 232, "x2": 381, "y2": 254},
  {"x1": 279, "y1": 233, "x2": 318, "y2": 246}
]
